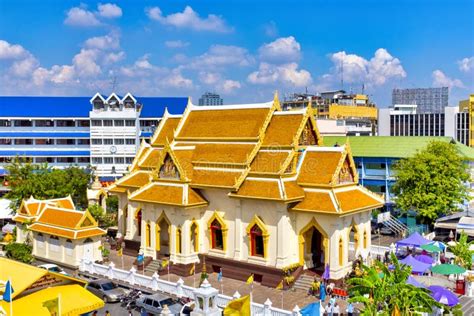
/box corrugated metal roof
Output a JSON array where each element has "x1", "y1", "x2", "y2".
[
  {"x1": 0, "y1": 96, "x2": 188, "y2": 118},
  {"x1": 323, "y1": 136, "x2": 474, "y2": 161}
]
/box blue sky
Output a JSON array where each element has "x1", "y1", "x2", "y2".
[{"x1": 0, "y1": 0, "x2": 472, "y2": 106}]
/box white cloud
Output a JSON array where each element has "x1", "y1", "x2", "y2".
[
  {"x1": 458, "y1": 57, "x2": 474, "y2": 73},
  {"x1": 10, "y1": 56, "x2": 39, "y2": 77},
  {"x1": 146, "y1": 6, "x2": 232, "y2": 33},
  {"x1": 104, "y1": 51, "x2": 125, "y2": 64},
  {"x1": 163, "y1": 69, "x2": 193, "y2": 88},
  {"x1": 324, "y1": 48, "x2": 406, "y2": 87},
  {"x1": 189, "y1": 45, "x2": 254, "y2": 69},
  {"x1": 84, "y1": 33, "x2": 120, "y2": 50},
  {"x1": 259, "y1": 36, "x2": 301, "y2": 62},
  {"x1": 0, "y1": 40, "x2": 29, "y2": 59},
  {"x1": 432, "y1": 70, "x2": 464, "y2": 89},
  {"x1": 64, "y1": 7, "x2": 101, "y2": 27},
  {"x1": 199, "y1": 71, "x2": 220, "y2": 85},
  {"x1": 165, "y1": 40, "x2": 190, "y2": 48},
  {"x1": 97, "y1": 3, "x2": 122, "y2": 18},
  {"x1": 221, "y1": 80, "x2": 241, "y2": 93},
  {"x1": 72, "y1": 49, "x2": 101, "y2": 77},
  {"x1": 248, "y1": 62, "x2": 312, "y2": 87}
]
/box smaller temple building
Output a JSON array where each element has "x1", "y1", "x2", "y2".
[{"x1": 13, "y1": 196, "x2": 106, "y2": 267}]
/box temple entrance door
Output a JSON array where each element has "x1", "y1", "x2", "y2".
[
  {"x1": 311, "y1": 228, "x2": 323, "y2": 269},
  {"x1": 157, "y1": 218, "x2": 170, "y2": 257}
]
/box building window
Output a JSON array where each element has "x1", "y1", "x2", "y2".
[
  {"x1": 36, "y1": 157, "x2": 54, "y2": 163},
  {"x1": 103, "y1": 120, "x2": 113, "y2": 127},
  {"x1": 210, "y1": 219, "x2": 223, "y2": 250},
  {"x1": 37, "y1": 233, "x2": 44, "y2": 248},
  {"x1": 0, "y1": 120, "x2": 11, "y2": 127},
  {"x1": 77, "y1": 120, "x2": 90, "y2": 127},
  {"x1": 92, "y1": 139, "x2": 102, "y2": 145},
  {"x1": 114, "y1": 139, "x2": 125, "y2": 145},
  {"x1": 146, "y1": 222, "x2": 151, "y2": 247},
  {"x1": 125, "y1": 120, "x2": 135, "y2": 127},
  {"x1": 0, "y1": 139, "x2": 12, "y2": 145},
  {"x1": 57, "y1": 157, "x2": 75, "y2": 163},
  {"x1": 91, "y1": 120, "x2": 102, "y2": 127},
  {"x1": 136, "y1": 209, "x2": 142, "y2": 236},
  {"x1": 114, "y1": 120, "x2": 124, "y2": 127},
  {"x1": 104, "y1": 139, "x2": 113, "y2": 145},
  {"x1": 77, "y1": 157, "x2": 90, "y2": 163},
  {"x1": 363, "y1": 229, "x2": 368, "y2": 249},
  {"x1": 339, "y1": 237, "x2": 344, "y2": 266},
  {"x1": 190, "y1": 221, "x2": 199, "y2": 253},
  {"x1": 92, "y1": 157, "x2": 102, "y2": 164},
  {"x1": 176, "y1": 227, "x2": 182, "y2": 254},
  {"x1": 115, "y1": 157, "x2": 124, "y2": 164},
  {"x1": 104, "y1": 157, "x2": 113, "y2": 164},
  {"x1": 65, "y1": 239, "x2": 73, "y2": 256},
  {"x1": 125, "y1": 157, "x2": 134, "y2": 164},
  {"x1": 35, "y1": 139, "x2": 54, "y2": 145},
  {"x1": 50, "y1": 236, "x2": 60, "y2": 252},
  {"x1": 14, "y1": 120, "x2": 32, "y2": 127},
  {"x1": 56, "y1": 120, "x2": 75, "y2": 127},
  {"x1": 14, "y1": 139, "x2": 33, "y2": 145},
  {"x1": 249, "y1": 224, "x2": 264, "y2": 257},
  {"x1": 56, "y1": 139, "x2": 75, "y2": 145},
  {"x1": 77, "y1": 139, "x2": 90, "y2": 145},
  {"x1": 126, "y1": 139, "x2": 136, "y2": 145},
  {"x1": 35, "y1": 120, "x2": 54, "y2": 127}
]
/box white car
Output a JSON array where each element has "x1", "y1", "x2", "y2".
[{"x1": 38, "y1": 264, "x2": 69, "y2": 275}]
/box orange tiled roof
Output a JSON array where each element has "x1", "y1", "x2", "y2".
[
  {"x1": 191, "y1": 168, "x2": 244, "y2": 188},
  {"x1": 53, "y1": 197, "x2": 75, "y2": 210},
  {"x1": 173, "y1": 149, "x2": 195, "y2": 178},
  {"x1": 12, "y1": 214, "x2": 30, "y2": 223},
  {"x1": 250, "y1": 151, "x2": 290, "y2": 173},
  {"x1": 177, "y1": 108, "x2": 271, "y2": 139},
  {"x1": 107, "y1": 184, "x2": 128, "y2": 193},
  {"x1": 130, "y1": 183, "x2": 207, "y2": 207},
  {"x1": 28, "y1": 224, "x2": 76, "y2": 239},
  {"x1": 36, "y1": 207, "x2": 84, "y2": 229},
  {"x1": 282, "y1": 181, "x2": 305, "y2": 201},
  {"x1": 262, "y1": 113, "x2": 305, "y2": 146},
  {"x1": 139, "y1": 148, "x2": 162, "y2": 169},
  {"x1": 231, "y1": 179, "x2": 282, "y2": 200},
  {"x1": 291, "y1": 190, "x2": 338, "y2": 213},
  {"x1": 193, "y1": 144, "x2": 255, "y2": 165},
  {"x1": 152, "y1": 117, "x2": 180, "y2": 145},
  {"x1": 116, "y1": 171, "x2": 150, "y2": 188},
  {"x1": 335, "y1": 187, "x2": 383, "y2": 212},
  {"x1": 297, "y1": 151, "x2": 343, "y2": 186},
  {"x1": 75, "y1": 228, "x2": 108, "y2": 239}
]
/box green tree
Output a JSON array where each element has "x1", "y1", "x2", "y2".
[
  {"x1": 4, "y1": 243, "x2": 34, "y2": 263},
  {"x1": 5, "y1": 157, "x2": 91, "y2": 209},
  {"x1": 449, "y1": 231, "x2": 474, "y2": 269},
  {"x1": 348, "y1": 253, "x2": 443, "y2": 315},
  {"x1": 106, "y1": 195, "x2": 119, "y2": 213},
  {"x1": 88, "y1": 204, "x2": 116, "y2": 228},
  {"x1": 392, "y1": 141, "x2": 470, "y2": 224}
]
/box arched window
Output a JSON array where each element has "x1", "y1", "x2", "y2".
[
  {"x1": 210, "y1": 219, "x2": 223, "y2": 250},
  {"x1": 49, "y1": 236, "x2": 60, "y2": 252},
  {"x1": 176, "y1": 227, "x2": 182, "y2": 254},
  {"x1": 250, "y1": 225, "x2": 264, "y2": 257},
  {"x1": 190, "y1": 221, "x2": 198, "y2": 253},
  {"x1": 37, "y1": 233, "x2": 44, "y2": 248},
  {"x1": 146, "y1": 221, "x2": 151, "y2": 247},
  {"x1": 363, "y1": 229, "x2": 368, "y2": 249},
  {"x1": 135, "y1": 209, "x2": 142, "y2": 236},
  {"x1": 65, "y1": 239, "x2": 73, "y2": 256},
  {"x1": 84, "y1": 238, "x2": 94, "y2": 244},
  {"x1": 123, "y1": 204, "x2": 128, "y2": 234},
  {"x1": 339, "y1": 237, "x2": 344, "y2": 266}
]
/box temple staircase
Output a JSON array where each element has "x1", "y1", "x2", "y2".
[
  {"x1": 292, "y1": 273, "x2": 315, "y2": 291},
  {"x1": 382, "y1": 215, "x2": 407, "y2": 236},
  {"x1": 144, "y1": 259, "x2": 162, "y2": 274}
]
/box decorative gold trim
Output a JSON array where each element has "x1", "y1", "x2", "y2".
[
  {"x1": 347, "y1": 218, "x2": 359, "y2": 252},
  {"x1": 207, "y1": 211, "x2": 228, "y2": 252},
  {"x1": 190, "y1": 219, "x2": 199, "y2": 253},
  {"x1": 245, "y1": 215, "x2": 270, "y2": 259},
  {"x1": 151, "y1": 140, "x2": 189, "y2": 182},
  {"x1": 298, "y1": 217, "x2": 329, "y2": 266}
]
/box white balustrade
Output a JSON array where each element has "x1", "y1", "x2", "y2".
[{"x1": 79, "y1": 259, "x2": 293, "y2": 315}]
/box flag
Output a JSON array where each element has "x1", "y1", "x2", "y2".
[
  {"x1": 276, "y1": 280, "x2": 284, "y2": 290},
  {"x1": 223, "y1": 295, "x2": 251, "y2": 316},
  {"x1": 189, "y1": 263, "x2": 195, "y2": 276},
  {"x1": 42, "y1": 297, "x2": 59, "y2": 315},
  {"x1": 161, "y1": 259, "x2": 169, "y2": 268},
  {"x1": 117, "y1": 248, "x2": 123, "y2": 257},
  {"x1": 3, "y1": 280, "x2": 14, "y2": 302},
  {"x1": 217, "y1": 269, "x2": 223, "y2": 282},
  {"x1": 246, "y1": 274, "x2": 254, "y2": 285}
]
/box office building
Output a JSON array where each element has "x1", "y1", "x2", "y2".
[
  {"x1": 392, "y1": 87, "x2": 449, "y2": 113},
  {"x1": 198, "y1": 92, "x2": 223, "y2": 106},
  {"x1": 0, "y1": 93, "x2": 187, "y2": 184}
]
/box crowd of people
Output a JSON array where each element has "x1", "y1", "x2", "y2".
[{"x1": 307, "y1": 277, "x2": 355, "y2": 316}]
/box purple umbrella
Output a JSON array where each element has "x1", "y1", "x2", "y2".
[
  {"x1": 414, "y1": 254, "x2": 434, "y2": 265},
  {"x1": 428, "y1": 285, "x2": 459, "y2": 307},
  {"x1": 406, "y1": 275, "x2": 426, "y2": 288},
  {"x1": 322, "y1": 263, "x2": 330, "y2": 280}
]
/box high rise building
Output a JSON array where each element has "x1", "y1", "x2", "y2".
[
  {"x1": 392, "y1": 87, "x2": 449, "y2": 113},
  {"x1": 198, "y1": 92, "x2": 223, "y2": 106}
]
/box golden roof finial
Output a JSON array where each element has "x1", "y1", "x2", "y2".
[{"x1": 273, "y1": 90, "x2": 281, "y2": 111}]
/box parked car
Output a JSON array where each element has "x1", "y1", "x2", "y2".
[
  {"x1": 38, "y1": 264, "x2": 69, "y2": 276},
  {"x1": 136, "y1": 293, "x2": 183, "y2": 315},
  {"x1": 86, "y1": 279, "x2": 129, "y2": 303}
]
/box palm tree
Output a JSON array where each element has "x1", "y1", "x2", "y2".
[
  {"x1": 347, "y1": 253, "x2": 442, "y2": 315},
  {"x1": 449, "y1": 231, "x2": 474, "y2": 269}
]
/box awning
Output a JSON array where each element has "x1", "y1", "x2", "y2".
[
  {"x1": 0, "y1": 284, "x2": 104, "y2": 315},
  {"x1": 457, "y1": 216, "x2": 474, "y2": 237},
  {"x1": 396, "y1": 232, "x2": 431, "y2": 248},
  {"x1": 434, "y1": 222, "x2": 458, "y2": 230}
]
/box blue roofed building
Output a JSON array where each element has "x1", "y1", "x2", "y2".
[{"x1": 0, "y1": 93, "x2": 188, "y2": 194}]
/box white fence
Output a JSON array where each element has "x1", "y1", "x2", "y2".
[{"x1": 79, "y1": 259, "x2": 297, "y2": 316}]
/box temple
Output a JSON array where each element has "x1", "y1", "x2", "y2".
[{"x1": 109, "y1": 94, "x2": 384, "y2": 285}]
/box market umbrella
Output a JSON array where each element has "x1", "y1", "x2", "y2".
[
  {"x1": 430, "y1": 241, "x2": 447, "y2": 252},
  {"x1": 322, "y1": 264, "x2": 330, "y2": 280},
  {"x1": 406, "y1": 275, "x2": 426, "y2": 288},
  {"x1": 414, "y1": 254, "x2": 434, "y2": 265},
  {"x1": 421, "y1": 243, "x2": 442, "y2": 253},
  {"x1": 428, "y1": 285, "x2": 459, "y2": 307},
  {"x1": 431, "y1": 264, "x2": 466, "y2": 275}
]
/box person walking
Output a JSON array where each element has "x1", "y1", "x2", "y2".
[
  {"x1": 346, "y1": 302, "x2": 354, "y2": 316},
  {"x1": 319, "y1": 282, "x2": 326, "y2": 301},
  {"x1": 333, "y1": 303, "x2": 340, "y2": 316}
]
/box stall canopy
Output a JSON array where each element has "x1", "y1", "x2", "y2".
[
  {"x1": 457, "y1": 216, "x2": 474, "y2": 237},
  {"x1": 406, "y1": 275, "x2": 426, "y2": 288},
  {"x1": 399, "y1": 255, "x2": 432, "y2": 274},
  {"x1": 396, "y1": 232, "x2": 431, "y2": 248}
]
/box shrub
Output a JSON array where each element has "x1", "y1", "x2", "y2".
[{"x1": 5, "y1": 242, "x2": 34, "y2": 263}]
